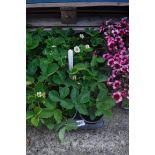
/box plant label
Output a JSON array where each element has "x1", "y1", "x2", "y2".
[{"x1": 76, "y1": 120, "x2": 85, "y2": 127}]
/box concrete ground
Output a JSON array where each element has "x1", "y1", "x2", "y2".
[{"x1": 26, "y1": 108, "x2": 129, "y2": 155}]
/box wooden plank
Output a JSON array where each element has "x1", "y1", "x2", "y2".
[
  {"x1": 27, "y1": 7, "x2": 129, "y2": 14},
  {"x1": 60, "y1": 7, "x2": 77, "y2": 24},
  {"x1": 27, "y1": 14, "x2": 67, "y2": 26},
  {"x1": 28, "y1": 27, "x2": 100, "y2": 32},
  {"x1": 26, "y1": 2, "x2": 129, "y2": 8},
  {"x1": 27, "y1": 27, "x2": 99, "y2": 32},
  {"x1": 27, "y1": 13, "x2": 126, "y2": 27}
]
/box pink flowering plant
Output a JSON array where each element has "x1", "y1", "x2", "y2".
[{"x1": 100, "y1": 17, "x2": 129, "y2": 107}]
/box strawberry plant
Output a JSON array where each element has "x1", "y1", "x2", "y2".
[{"x1": 26, "y1": 27, "x2": 116, "y2": 142}]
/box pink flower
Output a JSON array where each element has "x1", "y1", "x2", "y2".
[
  {"x1": 121, "y1": 65, "x2": 128, "y2": 73},
  {"x1": 112, "y1": 69, "x2": 119, "y2": 78},
  {"x1": 104, "y1": 32, "x2": 108, "y2": 36},
  {"x1": 103, "y1": 53, "x2": 112, "y2": 59},
  {"x1": 121, "y1": 90, "x2": 127, "y2": 97},
  {"x1": 114, "y1": 63, "x2": 121, "y2": 69},
  {"x1": 107, "y1": 76, "x2": 114, "y2": 85},
  {"x1": 112, "y1": 29, "x2": 119, "y2": 35},
  {"x1": 107, "y1": 37, "x2": 115, "y2": 46},
  {"x1": 112, "y1": 80, "x2": 121, "y2": 89},
  {"x1": 100, "y1": 17, "x2": 129, "y2": 104},
  {"x1": 107, "y1": 58, "x2": 114, "y2": 66},
  {"x1": 112, "y1": 91, "x2": 123, "y2": 103},
  {"x1": 120, "y1": 47, "x2": 127, "y2": 55}
]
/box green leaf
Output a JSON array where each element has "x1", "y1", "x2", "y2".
[
  {"x1": 26, "y1": 111, "x2": 35, "y2": 120},
  {"x1": 26, "y1": 91, "x2": 35, "y2": 104},
  {"x1": 39, "y1": 58, "x2": 49, "y2": 75},
  {"x1": 79, "y1": 86, "x2": 90, "y2": 103},
  {"x1": 76, "y1": 104, "x2": 88, "y2": 115},
  {"x1": 52, "y1": 71, "x2": 65, "y2": 84},
  {"x1": 79, "y1": 91, "x2": 90, "y2": 104},
  {"x1": 122, "y1": 99, "x2": 129, "y2": 108},
  {"x1": 26, "y1": 32, "x2": 40, "y2": 51},
  {"x1": 95, "y1": 110, "x2": 103, "y2": 117},
  {"x1": 47, "y1": 123, "x2": 55, "y2": 130},
  {"x1": 52, "y1": 74, "x2": 63, "y2": 84},
  {"x1": 57, "y1": 71, "x2": 66, "y2": 81},
  {"x1": 95, "y1": 108, "x2": 112, "y2": 117},
  {"x1": 96, "y1": 91, "x2": 107, "y2": 102},
  {"x1": 27, "y1": 58, "x2": 39, "y2": 76},
  {"x1": 54, "y1": 109, "x2": 62, "y2": 124},
  {"x1": 34, "y1": 82, "x2": 44, "y2": 92},
  {"x1": 103, "y1": 109, "x2": 113, "y2": 117},
  {"x1": 96, "y1": 97, "x2": 115, "y2": 111},
  {"x1": 34, "y1": 107, "x2": 42, "y2": 114},
  {"x1": 97, "y1": 57, "x2": 105, "y2": 63},
  {"x1": 71, "y1": 63, "x2": 89, "y2": 74},
  {"x1": 26, "y1": 32, "x2": 32, "y2": 47},
  {"x1": 71, "y1": 87, "x2": 78, "y2": 103},
  {"x1": 60, "y1": 49, "x2": 67, "y2": 58},
  {"x1": 44, "y1": 119, "x2": 55, "y2": 130},
  {"x1": 31, "y1": 116, "x2": 39, "y2": 127},
  {"x1": 85, "y1": 28, "x2": 98, "y2": 37},
  {"x1": 97, "y1": 74, "x2": 108, "y2": 82},
  {"x1": 98, "y1": 83, "x2": 108, "y2": 94},
  {"x1": 31, "y1": 36, "x2": 40, "y2": 49},
  {"x1": 104, "y1": 97, "x2": 115, "y2": 108},
  {"x1": 91, "y1": 38, "x2": 104, "y2": 46},
  {"x1": 59, "y1": 87, "x2": 69, "y2": 99},
  {"x1": 90, "y1": 82, "x2": 97, "y2": 91},
  {"x1": 47, "y1": 63, "x2": 59, "y2": 76},
  {"x1": 60, "y1": 99, "x2": 74, "y2": 109},
  {"x1": 44, "y1": 99, "x2": 56, "y2": 109},
  {"x1": 66, "y1": 119, "x2": 77, "y2": 131},
  {"x1": 38, "y1": 75, "x2": 47, "y2": 82},
  {"x1": 40, "y1": 108, "x2": 54, "y2": 118},
  {"x1": 52, "y1": 49, "x2": 60, "y2": 61},
  {"x1": 58, "y1": 127, "x2": 66, "y2": 143},
  {"x1": 90, "y1": 56, "x2": 97, "y2": 67},
  {"x1": 26, "y1": 76, "x2": 34, "y2": 86},
  {"x1": 49, "y1": 90, "x2": 60, "y2": 102},
  {"x1": 64, "y1": 80, "x2": 77, "y2": 87},
  {"x1": 89, "y1": 112, "x2": 96, "y2": 121}
]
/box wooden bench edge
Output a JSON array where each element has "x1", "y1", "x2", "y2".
[{"x1": 26, "y1": 2, "x2": 129, "y2": 8}]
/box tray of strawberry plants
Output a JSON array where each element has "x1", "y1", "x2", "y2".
[{"x1": 26, "y1": 19, "x2": 128, "y2": 142}]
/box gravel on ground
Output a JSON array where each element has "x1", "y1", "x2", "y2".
[{"x1": 26, "y1": 108, "x2": 129, "y2": 155}]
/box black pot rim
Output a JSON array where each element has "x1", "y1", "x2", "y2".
[
  {"x1": 121, "y1": 106, "x2": 129, "y2": 110},
  {"x1": 79, "y1": 113, "x2": 103, "y2": 124}
]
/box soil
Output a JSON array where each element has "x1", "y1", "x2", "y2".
[{"x1": 26, "y1": 108, "x2": 129, "y2": 155}]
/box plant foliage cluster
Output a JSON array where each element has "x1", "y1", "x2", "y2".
[{"x1": 26, "y1": 27, "x2": 116, "y2": 142}]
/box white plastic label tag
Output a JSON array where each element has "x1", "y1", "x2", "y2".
[
  {"x1": 68, "y1": 49, "x2": 73, "y2": 71},
  {"x1": 76, "y1": 120, "x2": 85, "y2": 127}
]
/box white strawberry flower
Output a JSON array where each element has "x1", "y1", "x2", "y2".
[
  {"x1": 74, "y1": 46, "x2": 80, "y2": 53},
  {"x1": 36, "y1": 92, "x2": 42, "y2": 98},
  {"x1": 85, "y1": 44, "x2": 90, "y2": 49},
  {"x1": 79, "y1": 34, "x2": 84, "y2": 39},
  {"x1": 36, "y1": 92, "x2": 45, "y2": 98}
]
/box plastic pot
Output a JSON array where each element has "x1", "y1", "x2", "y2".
[
  {"x1": 79, "y1": 114, "x2": 103, "y2": 124},
  {"x1": 118, "y1": 102, "x2": 129, "y2": 111}
]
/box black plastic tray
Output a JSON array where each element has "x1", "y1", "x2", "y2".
[{"x1": 74, "y1": 112, "x2": 104, "y2": 129}]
